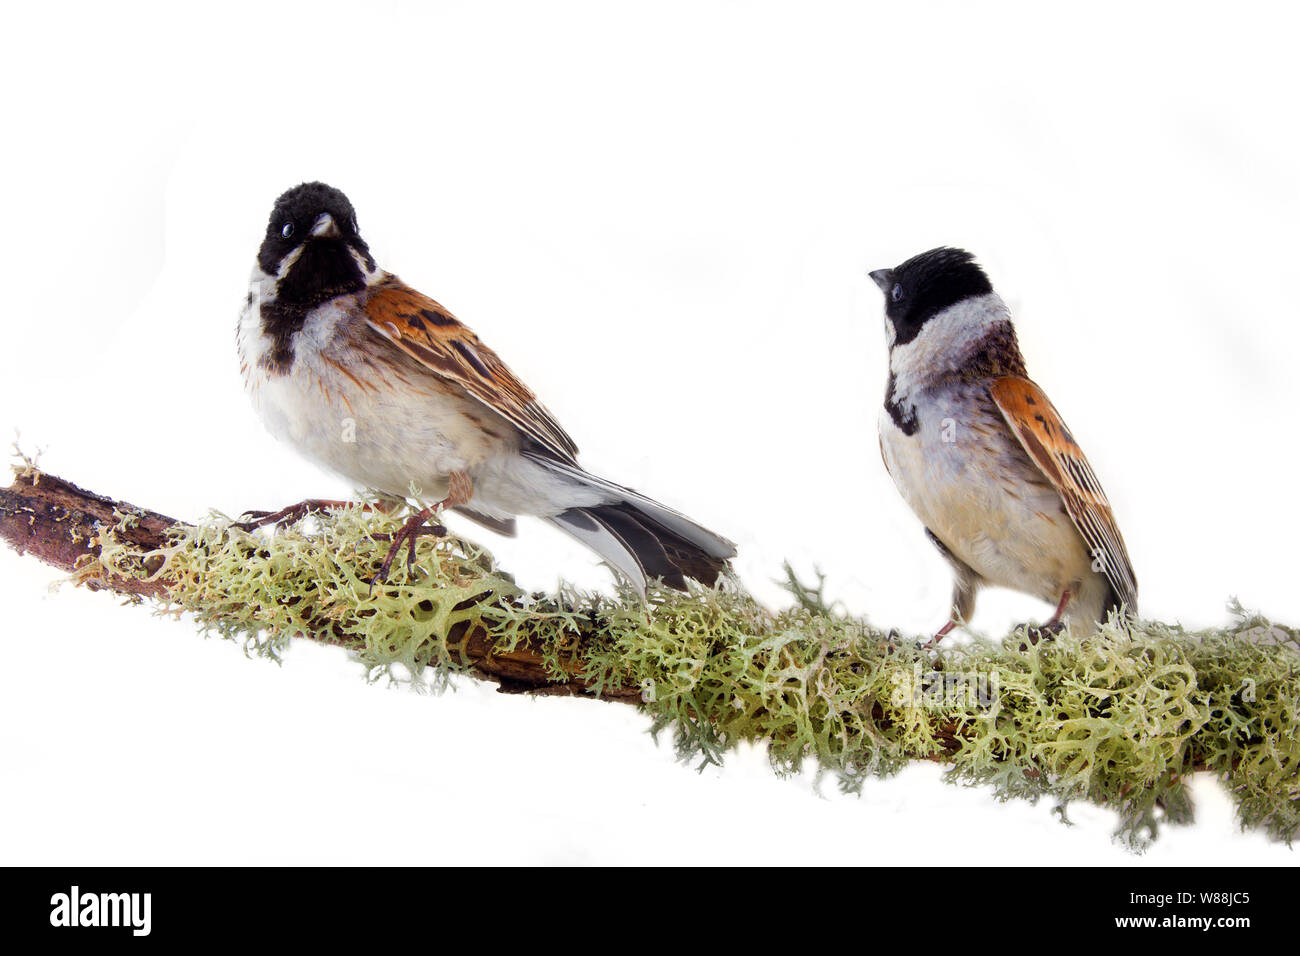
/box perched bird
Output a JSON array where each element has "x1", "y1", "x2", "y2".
[
  {"x1": 236, "y1": 182, "x2": 734, "y2": 592},
  {"x1": 869, "y1": 247, "x2": 1137, "y2": 639}
]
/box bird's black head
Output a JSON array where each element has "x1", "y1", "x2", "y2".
[
  {"x1": 258, "y1": 182, "x2": 376, "y2": 306},
  {"x1": 869, "y1": 247, "x2": 993, "y2": 347}
]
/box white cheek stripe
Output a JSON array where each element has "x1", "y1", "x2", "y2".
[
  {"x1": 351, "y1": 246, "x2": 383, "y2": 283},
  {"x1": 275, "y1": 243, "x2": 306, "y2": 280},
  {"x1": 273, "y1": 239, "x2": 379, "y2": 284}
]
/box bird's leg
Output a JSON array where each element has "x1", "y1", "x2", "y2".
[
  {"x1": 927, "y1": 575, "x2": 976, "y2": 646},
  {"x1": 927, "y1": 620, "x2": 957, "y2": 645},
  {"x1": 370, "y1": 471, "x2": 473, "y2": 589},
  {"x1": 1044, "y1": 588, "x2": 1073, "y2": 629},
  {"x1": 235, "y1": 498, "x2": 383, "y2": 532}
]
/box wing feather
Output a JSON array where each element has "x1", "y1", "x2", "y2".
[
  {"x1": 989, "y1": 375, "x2": 1138, "y2": 613},
  {"x1": 361, "y1": 276, "x2": 580, "y2": 463}
]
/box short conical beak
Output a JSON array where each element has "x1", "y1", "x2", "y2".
[
  {"x1": 311, "y1": 213, "x2": 341, "y2": 239},
  {"x1": 869, "y1": 268, "x2": 893, "y2": 292}
]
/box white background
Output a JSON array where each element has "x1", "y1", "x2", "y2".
[{"x1": 1, "y1": 1, "x2": 1296, "y2": 864}]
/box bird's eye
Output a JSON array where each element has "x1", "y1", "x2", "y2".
[
  {"x1": 891, "y1": 283, "x2": 904, "y2": 303},
  {"x1": 281, "y1": 222, "x2": 294, "y2": 239}
]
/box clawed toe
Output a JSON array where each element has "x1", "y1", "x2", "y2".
[
  {"x1": 368, "y1": 509, "x2": 446, "y2": 592},
  {"x1": 234, "y1": 508, "x2": 286, "y2": 532},
  {"x1": 234, "y1": 512, "x2": 288, "y2": 532},
  {"x1": 234, "y1": 498, "x2": 352, "y2": 532}
]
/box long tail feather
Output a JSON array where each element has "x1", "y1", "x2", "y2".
[
  {"x1": 547, "y1": 509, "x2": 650, "y2": 594},
  {"x1": 525, "y1": 451, "x2": 736, "y2": 560},
  {"x1": 527, "y1": 449, "x2": 734, "y2": 593},
  {"x1": 547, "y1": 502, "x2": 730, "y2": 594}
]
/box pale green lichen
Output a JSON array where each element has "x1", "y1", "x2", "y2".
[{"x1": 86, "y1": 502, "x2": 1299, "y2": 849}]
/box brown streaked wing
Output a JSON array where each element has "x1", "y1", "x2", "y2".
[
  {"x1": 360, "y1": 276, "x2": 580, "y2": 464},
  {"x1": 989, "y1": 375, "x2": 1138, "y2": 612}
]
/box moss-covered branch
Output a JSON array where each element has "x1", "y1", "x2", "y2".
[
  {"x1": 3, "y1": 467, "x2": 1298, "y2": 848},
  {"x1": 0, "y1": 469, "x2": 639, "y2": 700}
]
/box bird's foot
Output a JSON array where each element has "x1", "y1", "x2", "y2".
[
  {"x1": 368, "y1": 507, "x2": 447, "y2": 592},
  {"x1": 1018, "y1": 619, "x2": 1066, "y2": 651},
  {"x1": 1017, "y1": 588, "x2": 1073, "y2": 649},
  {"x1": 234, "y1": 498, "x2": 355, "y2": 532}
]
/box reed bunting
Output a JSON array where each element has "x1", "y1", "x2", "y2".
[
  {"x1": 870, "y1": 247, "x2": 1137, "y2": 639},
  {"x1": 236, "y1": 182, "x2": 735, "y2": 593}
]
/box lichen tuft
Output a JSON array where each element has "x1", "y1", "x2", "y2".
[{"x1": 85, "y1": 504, "x2": 1299, "y2": 848}]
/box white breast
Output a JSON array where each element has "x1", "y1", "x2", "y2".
[
  {"x1": 236, "y1": 271, "x2": 510, "y2": 504},
  {"x1": 878, "y1": 384, "x2": 1093, "y2": 607}
]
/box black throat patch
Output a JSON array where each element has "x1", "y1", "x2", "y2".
[
  {"x1": 259, "y1": 240, "x2": 366, "y2": 373},
  {"x1": 884, "y1": 370, "x2": 919, "y2": 436}
]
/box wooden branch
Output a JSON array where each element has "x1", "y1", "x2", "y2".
[
  {"x1": 0, "y1": 470, "x2": 641, "y2": 702},
  {"x1": 0, "y1": 469, "x2": 1239, "y2": 782},
  {"x1": 11, "y1": 469, "x2": 1294, "y2": 844}
]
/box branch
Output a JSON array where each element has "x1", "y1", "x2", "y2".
[
  {"x1": 4, "y1": 466, "x2": 1299, "y2": 849},
  {"x1": 0, "y1": 469, "x2": 638, "y2": 701}
]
